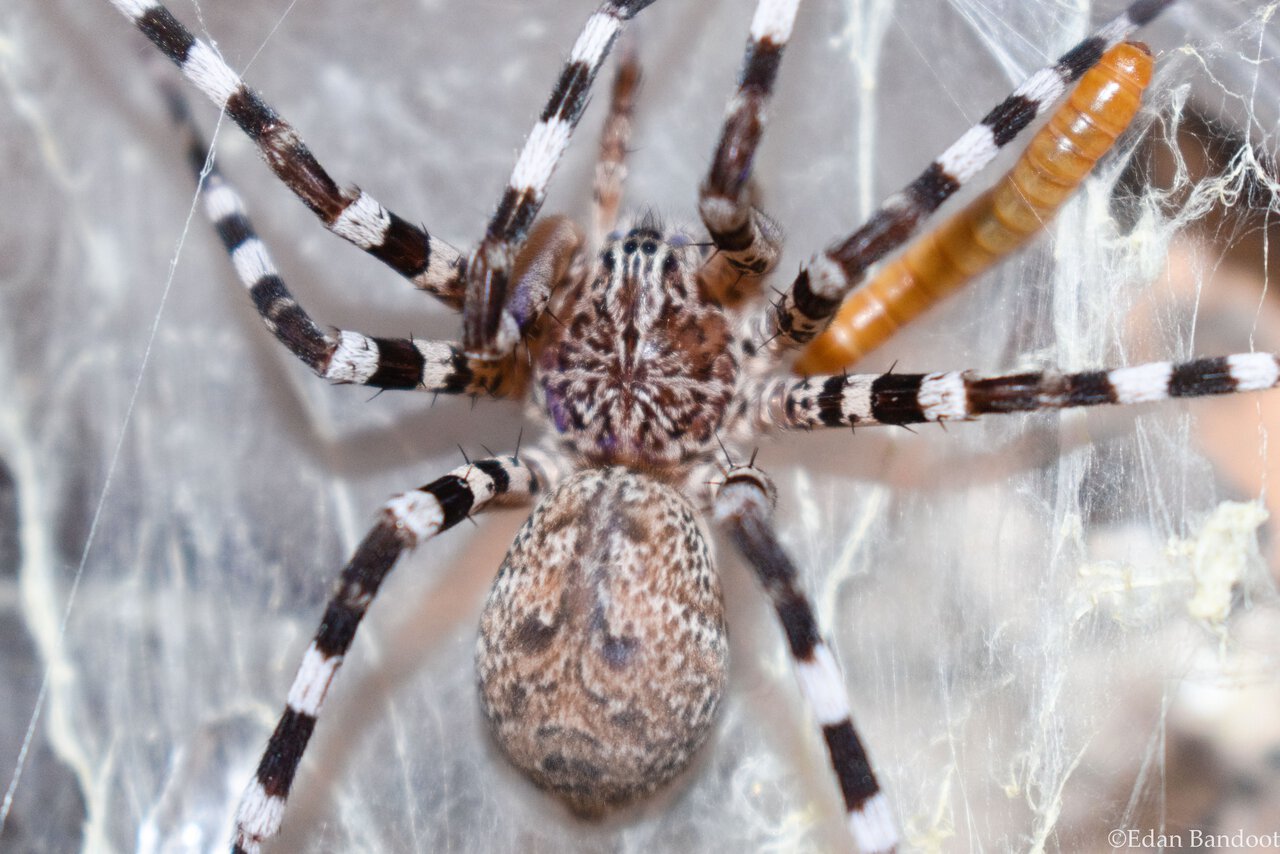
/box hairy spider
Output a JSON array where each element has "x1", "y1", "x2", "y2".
[{"x1": 32, "y1": 0, "x2": 1266, "y2": 851}]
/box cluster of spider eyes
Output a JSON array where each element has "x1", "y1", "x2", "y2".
[{"x1": 623, "y1": 238, "x2": 659, "y2": 255}]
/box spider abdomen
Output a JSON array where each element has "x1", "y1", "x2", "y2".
[{"x1": 477, "y1": 467, "x2": 728, "y2": 816}]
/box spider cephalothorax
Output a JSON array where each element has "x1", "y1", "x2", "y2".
[
  {"x1": 100, "y1": 0, "x2": 1276, "y2": 851},
  {"x1": 537, "y1": 223, "x2": 739, "y2": 470}
]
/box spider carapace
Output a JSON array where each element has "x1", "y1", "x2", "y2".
[
  {"x1": 102, "y1": 0, "x2": 1278, "y2": 851},
  {"x1": 539, "y1": 226, "x2": 738, "y2": 469}
]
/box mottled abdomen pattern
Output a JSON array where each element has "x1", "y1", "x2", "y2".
[{"x1": 477, "y1": 468, "x2": 727, "y2": 815}]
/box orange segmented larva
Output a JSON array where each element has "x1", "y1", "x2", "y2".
[{"x1": 796, "y1": 41, "x2": 1154, "y2": 375}]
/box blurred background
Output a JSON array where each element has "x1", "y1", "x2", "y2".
[{"x1": 1, "y1": 0, "x2": 1277, "y2": 851}]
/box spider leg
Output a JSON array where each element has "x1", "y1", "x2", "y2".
[
  {"x1": 592, "y1": 43, "x2": 641, "y2": 250},
  {"x1": 795, "y1": 41, "x2": 1154, "y2": 374},
  {"x1": 232, "y1": 453, "x2": 550, "y2": 854},
  {"x1": 756, "y1": 353, "x2": 1280, "y2": 430},
  {"x1": 696, "y1": 0, "x2": 797, "y2": 292},
  {"x1": 748, "y1": 0, "x2": 1176, "y2": 358},
  {"x1": 107, "y1": 0, "x2": 466, "y2": 306},
  {"x1": 463, "y1": 0, "x2": 657, "y2": 357},
  {"x1": 712, "y1": 464, "x2": 897, "y2": 854},
  {"x1": 166, "y1": 85, "x2": 515, "y2": 396}
]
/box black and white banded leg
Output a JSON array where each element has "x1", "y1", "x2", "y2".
[
  {"x1": 757, "y1": 353, "x2": 1280, "y2": 430},
  {"x1": 233, "y1": 454, "x2": 545, "y2": 854},
  {"x1": 163, "y1": 84, "x2": 513, "y2": 395},
  {"x1": 713, "y1": 465, "x2": 896, "y2": 854},
  {"x1": 108, "y1": 0, "x2": 466, "y2": 305},
  {"x1": 750, "y1": 0, "x2": 1177, "y2": 355},
  {"x1": 697, "y1": 0, "x2": 796, "y2": 289},
  {"x1": 463, "y1": 0, "x2": 657, "y2": 356}
]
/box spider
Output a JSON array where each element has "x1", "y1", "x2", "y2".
[{"x1": 17, "y1": 0, "x2": 1259, "y2": 850}]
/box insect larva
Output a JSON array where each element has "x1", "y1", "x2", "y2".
[{"x1": 796, "y1": 41, "x2": 1154, "y2": 374}]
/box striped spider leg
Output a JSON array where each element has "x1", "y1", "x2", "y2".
[
  {"x1": 759, "y1": 355, "x2": 1280, "y2": 433},
  {"x1": 157, "y1": 79, "x2": 508, "y2": 397},
  {"x1": 107, "y1": 0, "x2": 467, "y2": 305},
  {"x1": 695, "y1": 0, "x2": 796, "y2": 305},
  {"x1": 233, "y1": 453, "x2": 549, "y2": 853},
  {"x1": 711, "y1": 463, "x2": 897, "y2": 853}
]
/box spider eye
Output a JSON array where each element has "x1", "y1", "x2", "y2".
[
  {"x1": 662, "y1": 253, "x2": 679, "y2": 275},
  {"x1": 623, "y1": 239, "x2": 638, "y2": 254},
  {"x1": 640, "y1": 240, "x2": 658, "y2": 255}
]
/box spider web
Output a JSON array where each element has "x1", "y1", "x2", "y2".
[{"x1": 1, "y1": 0, "x2": 1277, "y2": 851}]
